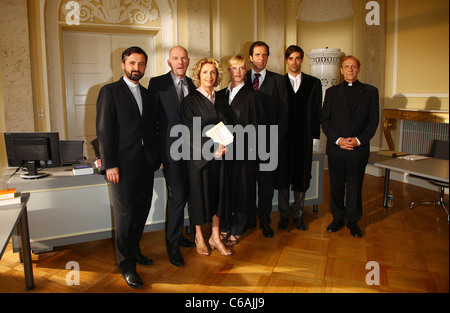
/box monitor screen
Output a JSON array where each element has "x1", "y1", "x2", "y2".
[{"x1": 4, "y1": 132, "x2": 62, "y2": 179}]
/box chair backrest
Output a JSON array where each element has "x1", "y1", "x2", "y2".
[
  {"x1": 429, "y1": 140, "x2": 449, "y2": 160},
  {"x1": 60, "y1": 140, "x2": 84, "y2": 165},
  {"x1": 90, "y1": 138, "x2": 100, "y2": 158}
]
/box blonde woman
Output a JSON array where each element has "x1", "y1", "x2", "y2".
[
  {"x1": 219, "y1": 55, "x2": 260, "y2": 246},
  {"x1": 181, "y1": 58, "x2": 233, "y2": 256}
]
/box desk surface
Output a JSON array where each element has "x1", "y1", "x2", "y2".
[
  {"x1": 2, "y1": 166, "x2": 107, "y2": 192},
  {"x1": 374, "y1": 156, "x2": 449, "y2": 183}
]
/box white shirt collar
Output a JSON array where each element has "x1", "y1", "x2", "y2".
[
  {"x1": 226, "y1": 82, "x2": 245, "y2": 104},
  {"x1": 252, "y1": 68, "x2": 267, "y2": 80}
]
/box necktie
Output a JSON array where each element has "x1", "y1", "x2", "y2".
[
  {"x1": 178, "y1": 80, "x2": 185, "y2": 102},
  {"x1": 252, "y1": 73, "x2": 261, "y2": 91}
]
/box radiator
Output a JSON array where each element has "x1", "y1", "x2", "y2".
[{"x1": 401, "y1": 121, "x2": 449, "y2": 154}]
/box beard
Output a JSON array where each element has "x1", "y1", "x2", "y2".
[{"x1": 125, "y1": 69, "x2": 144, "y2": 82}]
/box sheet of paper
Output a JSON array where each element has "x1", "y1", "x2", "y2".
[{"x1": 205, "y1": 122, "x2": 234, "y2": 146}]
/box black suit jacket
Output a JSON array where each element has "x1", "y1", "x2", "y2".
[
  {"x1": 245, "y1": 70, "x2": 289, "y2": 142},
  {"x1": 320, "y1": 80, "x2": 379, "y2": 158},
  {"x1": 96, "y1": 77, "x2": 160, "y2": 180},
  {"x1": 148, "y1": 72, "x2": 195, "y2": 163}
]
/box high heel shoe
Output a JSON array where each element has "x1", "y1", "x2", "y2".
[
  {"x1": 209, "y1": 238, "x2": 232, "y2": 256},
  {"x1": 195, "y1": 239, "x2": 210, "y2": 256}
]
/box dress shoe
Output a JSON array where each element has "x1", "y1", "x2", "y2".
[
  {"x1": 261, "y1": 225, "x2": 274, "y2": 238},
  {"x1": 295, "y1": 217, "x2": 306, "y2": 231},
  {"x1": 347, "y1": 222, "x2": 363, "y2": 238},
  {"x1": 278, "y1": 217, "x2": 290, "y2": 230},
  {"x1": 122, "y1": 271, "x2": 143, "y2": 289},
  {"x1": 167, "y1": 246, "x2": 185, "y2": 267},
  {"x1": 179, "y1": 237, "x2": 196, "y2": 248},
  {"x1": 136, "y1": 254, "x2": 154, "y2": 266},
  {"x1": 327, "y1": 220, "x2": 345, "y2": 233}
]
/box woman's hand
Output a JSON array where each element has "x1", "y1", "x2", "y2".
[{"x1": 213, "y1": 144, "x2": 228, "y2": 159}]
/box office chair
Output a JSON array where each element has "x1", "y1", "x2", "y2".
[
  {"x1": 60, "y1": 140, "x2": 85, "y2": 165},
  {"x1": 410, "y1": 140, "x2": 449, "y2": 222},
  {"x1": 90, "y1": 138, "x2": 100, "y2": 158}
]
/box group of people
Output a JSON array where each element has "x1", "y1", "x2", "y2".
[{"x1": 96, "y1": 42, "x2": 379, "y2": 289}]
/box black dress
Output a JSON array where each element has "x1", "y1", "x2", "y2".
[
  {"x1": 180, "y1": 90, "x2": 233, "y2": 225},
  {"x1": 218, "y1": 85, "x2": 259, "y2": 215}
]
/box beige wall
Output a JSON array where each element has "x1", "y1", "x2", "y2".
[
  {"x1": 384, "y1": 0, "x2": 449, "y2": 149},
  {"x1": 0, "y1": 0, "x2": 449, "y2": 172}
]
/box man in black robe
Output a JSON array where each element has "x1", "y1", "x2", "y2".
[{"x1": 276, "y1": 45, "x2": 322, "y2": 230}]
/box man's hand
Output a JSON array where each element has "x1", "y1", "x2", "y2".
[
  {"x1": 106, "y1": 167, "x2": 120, "y2": 184},
  {"x1": 338, "y1": 137, "x2": 359, "y2": 150}
]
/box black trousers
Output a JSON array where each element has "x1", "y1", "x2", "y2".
[
  {"x1": 110, "y1": 163, "x2": 154, "y2": 273},
  {"x1": 327, "y1": 155, "x2": 368, "y2": 224},
  {"x1": 162, "y1": 160, "x2": 188, "y2": 248},
  {"x1": 248, "y1": 169, "x2": 274, "y2": 228},
  {"x1": 278, "y1": 188, "x2": 305, "y2": 220}
]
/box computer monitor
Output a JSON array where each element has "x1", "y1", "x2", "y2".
[{"x1": 4, "y1": 132, "x2": 62, "y2": 179}]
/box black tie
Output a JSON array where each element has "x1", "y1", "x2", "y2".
[{"x1": 179, "y1": 80, "x2": 185, "y2": 102}]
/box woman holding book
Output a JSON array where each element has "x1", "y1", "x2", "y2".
[{"x1": 181, "y1": 58, "x2": 233, "y2": 256}]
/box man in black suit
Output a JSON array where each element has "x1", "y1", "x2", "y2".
[
  {"x1": 148, "y1": 46, "x2": 195, "y2": 267},
  {"x1": 276, "y1": 45, "x2": 322, "y2": 231},
  {"x1": 96, "y1": 46, "x2": 160, "y2": 289},
  {"x1": 246, "y1": 41, "x2": 289, "y2": 238},
  {"x1": 321, "y1": 56, "x2": 379, "y2": 237}
]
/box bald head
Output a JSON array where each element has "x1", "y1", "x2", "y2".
[{"x1": 168, "y1": 46, "x2": 190, "y2": 79}]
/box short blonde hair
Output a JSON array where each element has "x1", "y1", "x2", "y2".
[
  {"x1": 228, "y1": 55, "x2": 246, "y2": 69},
  {"x1": 192, "y1": 58, "x2": 223, "y2": 88}
]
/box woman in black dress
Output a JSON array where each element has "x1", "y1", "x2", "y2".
[
  {"x1": 218, "y1": 55, "x2": 260, "y2": 246},
  {"x1": 181, "y1": 58, "x2": 233, "y2": 256}
]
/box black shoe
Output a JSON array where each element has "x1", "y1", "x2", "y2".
[
  {"x1": 261, "y1": 225, "x2": 274, "y2": 238},
  {"x1": 167, "y1": 246, "x2": 185, "y2": 267},
  {"x1": 327, "y1": 220, "x2": 345, "y2": 233},
  {"x1": 295, "y1": 218, "x2": 306, "y2": 231},
  {"x1": 179, "y1": 237, "x2": 195, "y2": 248},
  {"x1": 136, "y1": 254, "x2": 154, "y2": 266},
  {"x1": 347, "y1": 222, "x2": 363, "y2": 238},
  {"x1": 122, "y1": 271, "x2": 144, "y2": 289},
  {"x1": 278, "y1": 217, "x2": 290, "y2": 230}
]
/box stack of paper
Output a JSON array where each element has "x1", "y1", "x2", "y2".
[
  {"x1": 399, "y1": 155, "x2": 429, "y2": 161},
  {"x1": 0, "y1": 188, "x2": 21, "y2": 206}
]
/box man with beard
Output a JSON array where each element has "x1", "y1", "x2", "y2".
[{"x1": 96, "y1": 46, "x2": 160, "y2": 289}]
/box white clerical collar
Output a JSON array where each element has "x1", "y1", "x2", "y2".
[{"x1": 123, "y1": 76, "x2": 139, "y2": 88}]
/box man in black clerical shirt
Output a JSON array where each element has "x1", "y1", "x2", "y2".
[{"x1": 320, "y1": 56, "x2": 379, "y2": 238}]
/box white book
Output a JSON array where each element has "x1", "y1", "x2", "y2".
[
  {"x1": 72, "y1": 164, "x2": 94, "y2": 176},
  {"x1": 205, "y1": 122, "x2": 234, "y2": 146},
  {"x1": 0, "y1": 194, "x2": 21, "y2": 206}
]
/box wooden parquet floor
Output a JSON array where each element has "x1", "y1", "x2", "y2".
[{"x1": 0, "y1": 172, "x2": 448, "y2": 294}]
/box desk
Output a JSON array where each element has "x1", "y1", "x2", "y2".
[
  {"x1": 1, "y1": 155, "x2": 324, "y2": 252},
  {"x1": 369, "y1": 152, "x2": 449, "y2": 208},
  {"x1": 0, "y1": 193, "x2": 34, "y2": 290}
]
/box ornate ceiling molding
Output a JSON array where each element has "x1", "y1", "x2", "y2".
[{"x1": 297, "y1": 0, "x2": 353, "y2": 22}]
